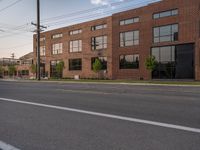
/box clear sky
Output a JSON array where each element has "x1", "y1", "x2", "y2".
[{"x1": 0, "y1": 0, "x2": 160, "y2": 58}]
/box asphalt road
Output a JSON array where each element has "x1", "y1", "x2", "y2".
[{"x1": 0, "y1": 80, "x2": 200, "y2": 150}]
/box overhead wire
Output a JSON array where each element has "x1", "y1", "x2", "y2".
[
  {"x1": 0, "y1": 0, "x2": 23, "y2": 13},
  {"x1": 0, "y1": 0, "x2": 160, "y2": 51},
  {"x1": 45, "y1": 0, "x2": 159, "y2": 28}
]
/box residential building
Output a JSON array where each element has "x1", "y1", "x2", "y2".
[
  {"x1": 0, "y1": 52, "x2": 34, "y2": 78},
  {"x1": 33, "y1": 0, "x2": 200, "y2": 80}
]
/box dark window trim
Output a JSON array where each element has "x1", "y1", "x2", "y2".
[
  {"x1": 153, "y1": 8, "x2": 178, "y2": 19},
  {"x1": 69, "y1": 40, "x2": 82, "y2": 53},
  {"x1": 68, "y1": 58, "x2": 82, "y2": 71},
  {"x1": 119, "y1": 17, "x2": 140, "y2": 25},
  {"x1": 119, "y1": 54, "x2": 140, "y2": 70},
  {"x1": 119, "y1": 30, "x2": 139, "y2": 47},
  {"x1": 91, "y1": 35, "x2": 108, "y2": 50},
  {"x1": 153, "y1": 23, "x2": 179, "y2": 43}
]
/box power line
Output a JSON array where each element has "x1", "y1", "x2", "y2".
[
  {"x1": 45, "y1": 0, "x2": 158, "y2": 28},
  {"x1": 0, "y1": 0, "x2": 23, "y2": 13},
  {"x1": 41, "y1": 0, "x2": 145, "y2": 24}
]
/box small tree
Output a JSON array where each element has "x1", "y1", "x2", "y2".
[
  {"x1": 8, "y1": 65, "x2": 16, "y2": 78},
  {"x1": 30, "y1": 64, "x2": 36, "y2": 74},
  {"x1": 145, "y1": 55, "x2": 157, "y2": 71},
  {"x1": 0, "y1": 65, "x2": 4, "y2": 77},
  {"x1": 30, "y1": 64, "x2": 37, "y2": 79},
  {"x1": 56, "y1": 61, "x2": 64, "y2": 79},
  {"x1": 93, "y1": 58, "x2": 102, "y2": 79}
]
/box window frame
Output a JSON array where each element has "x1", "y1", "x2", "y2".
[
  {"x1": 69, "y1": 29, "x2": 82, "y2": 35},
  {"x1": 91, "y1": 57, "x2": 107, "y2": 70},
  {"x1": 153, "y1": 9, "x2": 178, "y2": 19},
  {"x1": 91, "y1": 24, "x2": 107, "y2": 31},
  {"x1": 120, "y1": 17, "x2": 140, "y2": 26},
  {"x1": 91, "y1": 35, "x2": 107, "y2": 50},
  {"x1": 119, "y1": 54, "x2": 140, "y2": 69},
  {"x1": 69, "y1": 40, "x2": 82, "y2": 53},
  {"x1": 69, "y1": 58, "x2": 82, "y2": 71},
  {"x1": 52, "y1": 33, "x2": 63, "y2": 39},
  {"x1": 120, "y1": 30, "x2": 139, "y2": 47},
  {"x1": 153, "y1": 24, "x2": 179, "y2": 43},
  {"x1": 52, "y1": 43, "x2": 63, "y2": 55}
]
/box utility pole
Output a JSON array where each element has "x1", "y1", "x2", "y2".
[
  {"x1": 36, "y1": 0, "x2": 40, "y2": 80},
  {"x1": 32, "y1": 0, "x2": 46, "y2": 80}
]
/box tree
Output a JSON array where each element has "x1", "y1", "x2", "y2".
[
  {"x1": 0, "y1": 65, "x2": 4, "y2": 77},
  {"x1": 30, "y1": 64, "x2": 36, "y2": 74},
  {"x1": 8, "y1": 65, "x2": 16, "y2": 77},
  {"x1": 145, "y1": 56, "x2": 157, "y2": 71},
  {"x1": 56, "y1": 61, "x2": 64, "y2": 79},
  {"x1": 92, "y1": 58, "x2": 102, "y2": 79}
]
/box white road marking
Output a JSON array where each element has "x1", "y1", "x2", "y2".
[
  {"x1": 0, "y1": 97, "x2": 200, "y2": 134},
  {"x1": 0, "y1": 141, "x2": 20, "y2": 150}
]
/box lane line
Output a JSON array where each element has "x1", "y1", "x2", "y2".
[
  {"x1": 0, "y1": 97, "x2": 200, "y2": 134},
  {"x1": 0, "y1": 141, "x2": 20, "y2": 150}
]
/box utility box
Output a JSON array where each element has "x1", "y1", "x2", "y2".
[{"x1": 74, "y1": 75, "x2": 80, "y2": 80}]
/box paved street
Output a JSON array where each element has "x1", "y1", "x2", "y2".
[{"x1": 0, "y1": 80, "x2": 200, "y2": 150}]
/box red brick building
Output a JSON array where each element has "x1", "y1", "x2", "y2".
[{"x1": 34, "y1": 0, "x2": 200, "y2": 80}]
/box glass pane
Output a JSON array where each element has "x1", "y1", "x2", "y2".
[
  {"x1": 160, "y1": 25, "x2": 171, "y2": 36},
  {"x1": 120, "y1": 21, "x2": 124, "y2": 25},
  {"x1": 153, "y1": 13, "x2": 159, "y2": 19},
  {"x1": 154, "y1": 27, "x2": 159, "y2": 37},
  {"x1": 171, "y1": 46, "x2": 175, "y2": 61},
  {"x1": 172, "y1": 9, "x2": 178, "y2": 15},
  {"x1": 125, "y1": 31, "x2": 133, "y2": 40},
  {"x1": 134, "y1": 31, "x2": 139, "y2": 40},
  {"x1": 160, "y1": 46, "x2": 171, "y2": 62},
  {"x1": 154, "y1": 37, "x2": 159, "y2": 43},
  {"x1": 160, "y1": 11, "x2": 171, "y2": 17},
  {"x1": 160, "y1": 36, "x2": 171, "y2": 42},
  {"x1": 151, "y1": 48, "x2": 159, "y2": 61},
  {"x1": 133, "y1": 17, "x2": 139, "y2": 22},
  {"x1": 172, "y1": 24, "x2": 178, "y2": 33},
  {"x1": 125, "y1": 19, "x2": 134, "y2": 24},
  {"x1": 125, "y1": 40, "x2": 134, "y2": 46}
]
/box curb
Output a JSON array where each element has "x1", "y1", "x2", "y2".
[{"x1": 1, "y1": 79, "x2": 200, "y2": 87}]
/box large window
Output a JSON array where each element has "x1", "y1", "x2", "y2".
[
  {"x1": 52, "y1": 43, "x2": 63, "y2": 55},
  {"x1": 52, "y1": 33, "x2": 63, "y2": 39},
  {"x1": 70, "y1": 40, "x2": 82, "y2": 52},
  {"x1": 151, "y1": 44, "x2": 194, "y2": 79},
  {"x1": 92, "y1": 35, "x2": 107, "y2": 50},
  {"x1": 91, "y1": 57, "x2": 107, "y2": 70},
  {"x1": 69, "y1": 59, "x2": 82, "y2": 71},
  {"x1": 119, "y1": 54, "x2": 139, "y2": 69},
  {"x1": 120, "y1": 30, "x2": 139, "y2": 47},
  {"x1": 69, "y1": 29, "x2": 82, "y2": 35},
  {"x1": 153, "y1": 9, "x2": 178, "y2": 19},
  {"x1": 153, "y1": 24, "x2": 178, "y2": 43},
  {"x1": 40, "y1": 46, "x2": 45, "y2": 56},
  {"x1": 120, "y1": 17, "x2": 139, "y2": 25},
  {"x1": 91, "y1": 24, "x2": 107, "y2": 31}
]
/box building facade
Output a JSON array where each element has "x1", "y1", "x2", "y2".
[
  {"x1": 0, "y1": 52, "x2": 34, "y2": 79},
  {"x1": 33, "y1": 0, "x2": 200, "y2": 80}
]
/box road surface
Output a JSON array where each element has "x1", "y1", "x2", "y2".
[{"x1": 0, "y1": 80, "x2": 200, "y2": 150}]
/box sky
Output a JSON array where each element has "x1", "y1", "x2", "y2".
[{"x1": 0, "y1": 0, "x2": 160, "y2": 58}]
